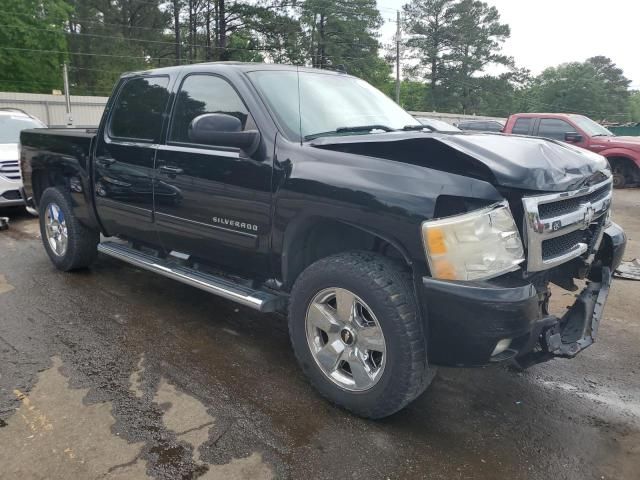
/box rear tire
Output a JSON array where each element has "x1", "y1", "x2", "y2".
[
  {"x1": 38, "y1": 187, "x2": 99, "y2": 271},
  {"x1": 288, "y1": 251, "x2": 434, "y2": 419}
]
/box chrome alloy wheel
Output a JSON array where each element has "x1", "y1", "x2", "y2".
[
  {"x1": 44, "y1": 203, "x2": 68, "y2": 257},
  {"x1": 305, "y1": 288, "x2": 387, "y2": 392}
]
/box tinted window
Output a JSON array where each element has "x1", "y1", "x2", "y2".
[
  {"x1": 512, "y1": 118, "x2": 532, "y2": 135},
  {"x1": 538, "y1": 119, "x2": 575, "y2": 141},
  {"x1": 484, "y1": 121, "x2": 504, "y2": 132},
  {"x1": 459, "y1": 121, "x2": 486, "y2": 131},
  {"x1": 110, "y1": 76, "x2": 169, "y2": 141},
  {"x1": 170, "y1": 75, "x2": 249, "y2": 143}
]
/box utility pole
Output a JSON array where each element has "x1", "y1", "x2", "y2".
[
  {"x1": 62, "y1": 63, "x2": 73, "y2": 127},
  {"x1": 395, "y1": 10, "x2": 401, "y2": 104}
]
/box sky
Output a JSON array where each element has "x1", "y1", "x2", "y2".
[{"x1": 377, "y1": 0, "x2": 640, "y2": 89}]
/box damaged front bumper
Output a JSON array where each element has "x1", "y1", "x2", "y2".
[
  {"x1": 513, "y1": 266, "x2": 611, "y2": 369},
  {"x1": 421, "y1": 222, "x2": 626, "y2": 368}
]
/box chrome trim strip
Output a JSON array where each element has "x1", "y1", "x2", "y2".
[
  {"x1": 98, "y1": 241, "x2": 280, "y2": 312},
  {"x1": 157, "y1": 144, "x2": 240, "y2": 158},
  {"x1": 155, "y1": 212, "x2": 258, "y2": 238},
  {"x1": 522, "y1": 177, "x2": 612, "y2": 272}
]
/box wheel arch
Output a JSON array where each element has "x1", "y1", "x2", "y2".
[
  {"x1": 31, "y1": 165, "x2": 101, "y2": 231},
  {"x1": 280, "y1": 215, "x2": 414, "y2": 291},
  {"x1": 606, "y1": 153, "x2": 640, "y2": 186}
]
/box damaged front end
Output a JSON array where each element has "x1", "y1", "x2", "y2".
[
  {"x1": 421, "y1": 176, "x2": 626, "y2": 369},
  {"x1": 513, "y1": 176, "x2": 625, "y2": 368},
  {"x1": 514, "y1": 265, "x2": 612, "y2": 369}
]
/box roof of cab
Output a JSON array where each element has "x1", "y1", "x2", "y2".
[{"x1": 122, "y1": 61, "x2": 349, "y2": 78}]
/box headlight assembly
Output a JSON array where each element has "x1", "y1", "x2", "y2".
[{"x1": 422, "y1": 202, "x2": 525, "y2": 281}]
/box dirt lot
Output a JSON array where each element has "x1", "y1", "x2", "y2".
[{"x1": 0, "y1": 190, "x2": 639, "y2": 480}]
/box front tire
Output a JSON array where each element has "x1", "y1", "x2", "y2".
[
  {"x1": 611, "y1": 166, "x2": 627, "y2": 189},
  {"x1": 39, "y1": 187, "x2": 99, "y2": 271},
  {"x1": 288, "y1": 251, "x2": 433, "y2": 418}
]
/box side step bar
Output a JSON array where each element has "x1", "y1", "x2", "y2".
[{"x1": 97, "y1": 241, "x2": 283, "y2": 312}]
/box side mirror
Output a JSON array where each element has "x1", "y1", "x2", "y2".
[
  {"x1": 188, "y1": 113, "x2": 260, "y2": 155},
  {"x1": 564, "y1": 132, "x2": 583, "y2": 143}
]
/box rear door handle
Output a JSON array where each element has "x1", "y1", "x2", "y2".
[{"x1": 160, "y1": 166, "x2": 184, "y2": 175}]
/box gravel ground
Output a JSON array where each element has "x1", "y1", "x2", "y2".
[{"x1": 0, "y1": 189, "x2": 638, "y2": 480}]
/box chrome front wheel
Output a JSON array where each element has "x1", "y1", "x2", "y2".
[
  {"x1": 44, "y1": 202, "x2": 68, "y2": 257},
  {"x1": 305, "y1": 287, "x2": 386, "y2": 392}
]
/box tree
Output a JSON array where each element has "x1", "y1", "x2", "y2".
[
  {"x1": 446, "y1": 0, "x2": 511, "y2": 113},
  {"x1": 402, "y1": 0, "x2": 457, "y2": 110},
  {"x1": 301, "y1": 0, "x2": 390, "y2": 86},
  {"x1": 628, "y1": 91, "x2": 640, "y2": 123},
  {"x1": 401, "y1": 0, "x2": 510, "y2": 113},
  {"x1": 0, "y1": 0, "x2": 70, "y2": 93},
  {"x1": 66, "y1": 0, "x2": 172, "y2": 95},
  {"x1": 586, "y1": 56, "x2": 631, "y2": 117},
  {"x1": 528, "y1": 59, "x2": 631, "y2": 121}
]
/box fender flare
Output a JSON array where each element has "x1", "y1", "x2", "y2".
[{"x1": 280, "y1": 214, "x2": 414, "y2": 288}]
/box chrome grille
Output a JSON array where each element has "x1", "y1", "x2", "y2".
[
  {"x1": 522, "y1": 177, "x2": 612, "y2": 272},
  {"x1": 0, "y1": 160, "x2": 21, "y2": 180},
  {"x1": 537, "y1": 184, "x2": 610, "y2": 219},
  {"x1": 541, "y1": 230, "x2": 586, "y2": 261}
]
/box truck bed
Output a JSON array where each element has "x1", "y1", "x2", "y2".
[{"x1": 20, "y1": 127, "x2": 98, "y2": 228}]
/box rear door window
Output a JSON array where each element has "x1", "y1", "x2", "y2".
[
  {"x1": 512, "y1": 118, "x2": 532, "y2": 135},
  {"x1": 537, "y1": 118, "x2": 575, "y2": 141},
  {"x1": 109, "y1": 76, "x2": 170, "y2": 141}
]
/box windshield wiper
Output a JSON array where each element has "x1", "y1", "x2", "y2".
[
  {"x1": 304, "y1": 124, "x2": 394, "y2": 141},
  {"x1": 401, "y1": 125, "x2": 428, "y2": 131},
  {"x1": 592, "y1": 134, "x2": 612, "y2": 137},
  {"x1": 335, "y1": 124, "x2": 394, "y2": 133}
]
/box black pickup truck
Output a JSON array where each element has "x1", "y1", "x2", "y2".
[{"x1": 20, "y1": 63, "x2": 626, "y2": 418}]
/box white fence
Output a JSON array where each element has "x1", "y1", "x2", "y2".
[
  {"x1": 0, "y1": 92, "x2": 108, "y2": 128},
  {"x1": 408, "y1": 111, "x2": 507, "y2": 125}
]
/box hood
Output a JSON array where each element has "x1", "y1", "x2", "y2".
[
  {"x1": 0, "y1": 143, "x2": 19, "y2": 161},
  {"x1": 310, "y1": 132, "x2": 609, "y2": 192}
]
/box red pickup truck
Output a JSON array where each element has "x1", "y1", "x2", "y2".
[{"x1": 503, "y1": 113, "x2": 640, "y2": 188}]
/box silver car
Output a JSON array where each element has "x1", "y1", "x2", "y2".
[{"x1": 0, "y1": 109, "x2": 46, "y2": 209}]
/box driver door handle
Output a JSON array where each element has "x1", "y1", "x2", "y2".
[{"x1": 160, "y1": 166, "x2": 184, "y2": 175}]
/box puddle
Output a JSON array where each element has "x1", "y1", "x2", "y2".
[
  {"x1": 129, "y1": 354, "x2": 146, "y2": 398},
  {"x1": 153, "y1": 377, "x2": 215, "y2": 462},
  {"x1": 0, "y1": 357, "x2": 149, "y2": 478},
  {"x1": 1, "y1": 355, "x2": 275, "y2": 479},
  {"x1": 0, "y1": 273, "x2": 15, "y2": 295},
  {"x1": 136, "y1": 355, "x2": 274, "y2": 479}
]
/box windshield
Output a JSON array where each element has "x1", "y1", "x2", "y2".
[
  {"x1": 248, "y1": 70, "x2": 421, "y2": 140},
  {"x1": 570, "y1": 114, "x2": 614, "y2": 137},
  {"x1": 417, "y1": 117, "x2": 461, "y2": 132},
  {"x1": 0, "y1": 115, "x2": 45, "y2": 143}
]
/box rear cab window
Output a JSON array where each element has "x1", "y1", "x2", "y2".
[{"x1": 109, "y1": 76, "x2": 170, "y2": 142}]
